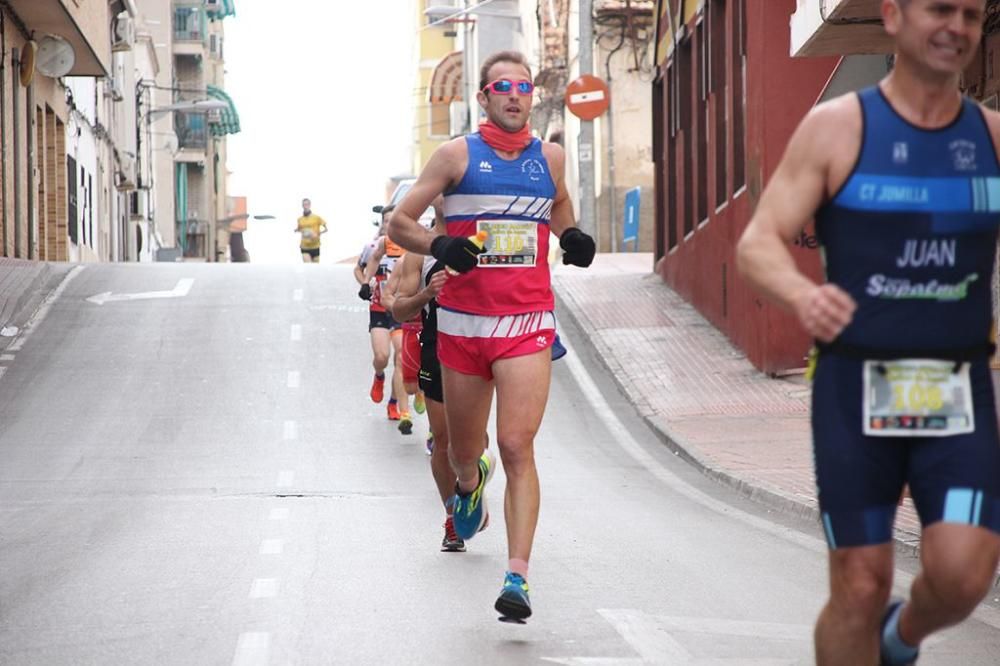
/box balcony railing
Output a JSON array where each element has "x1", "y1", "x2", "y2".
[
  {"x1": 175, "y1": 112, "x2": 207, "y2": 150},
  {"x1": 173, "y1": 5, "x2": 207, "y2": 42}
]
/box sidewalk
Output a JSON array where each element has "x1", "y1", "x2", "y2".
[
  {"x1": 552, "y1": 253, "x2": 923, "y2": 551},
  {"x1": 0, "y1": 258, "x2": 74, "y2": 352}
]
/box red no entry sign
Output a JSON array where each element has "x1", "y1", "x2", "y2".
[{"x1": 565, "y1": 75, "x2": 610, "y2": 120}]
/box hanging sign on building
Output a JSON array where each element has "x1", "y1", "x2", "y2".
[{"x1": 565, "y1": 75, "x2": 610, "y2": 120}]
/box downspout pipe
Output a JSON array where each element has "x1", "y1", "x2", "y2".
[
  {"x1": 1, "y1": 11, "x2": 7, "y2": 257},
  {"x1": 605, "y1": 14, "x2": 626, "y2": 252},
  {"x1": 11, "y1": 44, "x2": 19, "y2": 257}
]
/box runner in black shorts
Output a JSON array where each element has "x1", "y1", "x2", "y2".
[
  {"x1": 737, "y1": 2, "x2": 1000, "y2": 664},
  {"x1": 355, "y1": 209, "x2": 405, "y2": 421},
  {"x1": 391, "y1": 245, "x2": 464, "y2": 551}
]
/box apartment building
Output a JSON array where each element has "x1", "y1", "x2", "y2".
[
  {"x1": 0, "y1": 0, "x2": 111, "y2": 261},
  {"x1": 171, "y1": 0, "x2": 239, "y2": 261}
]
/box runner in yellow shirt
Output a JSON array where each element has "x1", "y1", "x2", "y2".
[{"x1": 295, "y1": 198, "x2": 327, "y2": 263}]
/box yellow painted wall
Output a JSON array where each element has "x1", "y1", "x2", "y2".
[{"x1": 412, "y1": 2, "x2": 455, "y2": 174}]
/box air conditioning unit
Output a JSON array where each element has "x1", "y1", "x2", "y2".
[
  {"x1": 115, "y1": 154, "x2": 136, "y2": 192},
  {"x1": 449, "y1": 100, "x2": 468, "y2": 137},
  {"x1": 206, "y1": 108, "x2": 222, "y2": 124},
  {"x1": 112, "y1": 13, "x2": 135, "y2": 52},
  {"x1": 208, "y1": 34, "x2": 223, "y2": 59},
  {"x1": 103, "y1": 77, "x2": 124, "y2": 102}
]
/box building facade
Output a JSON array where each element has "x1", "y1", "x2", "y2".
[
  {"x1": 651, "y1": 0, "x2": 1000, "y2": 373},
  {"x1": 412, "y1": 0, "x2": 459, "y2": 176},
  {"x1": 171, "y1": 0, "x2": 240, "y2": 261},
  {"x1": 652, "y1": 0, "x2": 844, "y2": 373},
  {"x1": 0, "y1": 0, "x2": 111, "y2": 261}
]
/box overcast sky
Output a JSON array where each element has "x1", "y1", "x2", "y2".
[{"x1": 225, "y1": 0, "x2": 417, "y2": 263}]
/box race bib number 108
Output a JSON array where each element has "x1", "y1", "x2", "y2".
[{"x1": 863, "y1": 359, "x2": 975, "y2": 437}]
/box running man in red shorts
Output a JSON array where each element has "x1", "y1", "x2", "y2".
[{"x1": 389, "y1": 50, "x2": 595, "y2": 621}]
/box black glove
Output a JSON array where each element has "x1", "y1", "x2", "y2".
[
  {"x1": 358, "y1": 283, "x2": 372, "y2": 301},
  {"x1": 560, "y1": 227, "x2": 596, "y2": 267},
  {"x1": 430, "y1": 234, "x2": 482, "y2": 274}
]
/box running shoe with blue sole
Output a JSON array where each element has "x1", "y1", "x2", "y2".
[
  {"x1": 451, "y1": 450, "x2": 496, "y2": 539},
  {"x1": 495, "y1": 571, "x2": 531, "y2": 621},
  {"x1": 880, "y1": 600, "x2": 919, "y2": 666}
]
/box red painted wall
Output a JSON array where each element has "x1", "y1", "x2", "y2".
[{"x1": 655, "y1": 0, "x2": 838, "y2": 374}]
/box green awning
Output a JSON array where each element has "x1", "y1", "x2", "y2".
[
  {"x1": 206, "y1": 84, "x2": 240, "y2": 137},
  {"x1": 207, "y1": 0, "x2": 235, "y2": 20}
]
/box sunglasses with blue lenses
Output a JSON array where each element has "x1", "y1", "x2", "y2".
[{"x1": 482, "y1": 79, "x2": 535, "y2": 95}]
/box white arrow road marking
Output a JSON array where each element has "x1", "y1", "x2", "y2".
[{"x1": 86, "y1": 278, "x2": 194, "y2": 305}]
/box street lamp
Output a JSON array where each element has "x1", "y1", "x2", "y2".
[
  {"x1": 422, "y1": 0, "x2": 521, "y2": 26},
  {"x1": 147, "y1": 99, "x2": 228, "y2": 116}
]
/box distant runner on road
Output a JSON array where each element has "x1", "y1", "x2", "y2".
[{"x1": 295, "y1": 198, "x2": 327, "y2": 263}]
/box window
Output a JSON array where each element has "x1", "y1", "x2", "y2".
[
  {"x1": 732, "y1": 0, "x2": 747, "y2": 192},
  {"x1": 173, "y1": 6, "x2": 204, "y2": 42},
  {"x1": 711, "y1": 0, "x2": 727, "y2": 207},
  {"x1": 666, "y1": 64, "x2": 678, "y2": 251},
  {"x1": 68, "y1": 156, "x2": 78, "y2": 245},
  {"x1": 679, "y1": 37, "x2": 693, "y2": 238},
  {"x1": 696, "y1": 20, "x2": 708, "y2": 225}
]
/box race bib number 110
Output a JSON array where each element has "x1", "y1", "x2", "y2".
[{"x1": 476, "y1": 220, "x2": 537, "y2": 268}]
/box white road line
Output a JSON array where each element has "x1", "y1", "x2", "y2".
[
  {"x1": 260, "y1": 539, "x2": 284, "y2": 555},
  {"x1": 232, "y1": 632, "x2": 270, "y2": 666},
  {"x1": 0, "y1": 354, "x2": 14, "y2": 361},
  {"x1": 249, "y1": 578, "x2": 279, "y2": 599},
  {"x1": 293, "y1": 288, "x2": 304, "y2": 302},
  {"x1": 561, "y1": 342, "x2": 1000, "y2": 630},
  {"x1": 282, "y1": 420, "x2": 298, "y2": 441},
  {"x1": 290, "y1": 324, "x2": 302, "y2": 341},
  {"x1": 286, "y1": 370, "x2": 300, "y2": 389},
  {"x1": 7, "y1": 266, "x2": 84, "y2": 353},
  {"x1": 0, "y1": 367, "x2": 6, "y2": 380},
  {"x1": 276, "y1": 470, "x2": 294, "y2": 488},
  {"x1": 268, "y1": 508, "x2": 289, "y2": 521}
]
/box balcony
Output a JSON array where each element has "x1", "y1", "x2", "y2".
[
  {"x1": 173, "y1": 4, "x2": 206, "y2": 55},
  {"x1": 790, "y1": 0, "x2": 891, "y2": 57},
  {"x1": 175, "y1": 111, "x2": 207, "y2": 151}
]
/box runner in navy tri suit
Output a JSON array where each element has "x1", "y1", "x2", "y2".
[{"x1": 738, "y1": 2, "x2": 1000, "y2": 664}]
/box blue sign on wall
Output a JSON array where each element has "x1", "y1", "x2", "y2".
[{"x1": 623, "y1": 187, "x2": 641, "y2": 249}]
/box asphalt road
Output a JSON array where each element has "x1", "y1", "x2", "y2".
[{"x1": 0, "y1": 263, "x2": 998, "y2": 665}]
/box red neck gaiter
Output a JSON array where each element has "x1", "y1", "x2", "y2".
[{"x1": 478, "y1": 120, "x2": 532, "y2": 153}]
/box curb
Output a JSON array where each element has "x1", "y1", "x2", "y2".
[
  {"x1": 0, "y1": 262, "x2": 76, "y2": 351},
  {"x1": 553, "y1": 281, "x2": 923, "y2": 557}
]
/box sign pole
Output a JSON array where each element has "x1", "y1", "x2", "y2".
[{"x1": 578, "y1": 0, "x2": 595, "y2": 245}]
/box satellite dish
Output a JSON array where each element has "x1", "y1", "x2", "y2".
[
  {"x1": 19, "y1": 41, "x2": 36, "y2": 86},
  {"x1": 35, "y1": 35, "x2": 75, "y2": 79}
]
